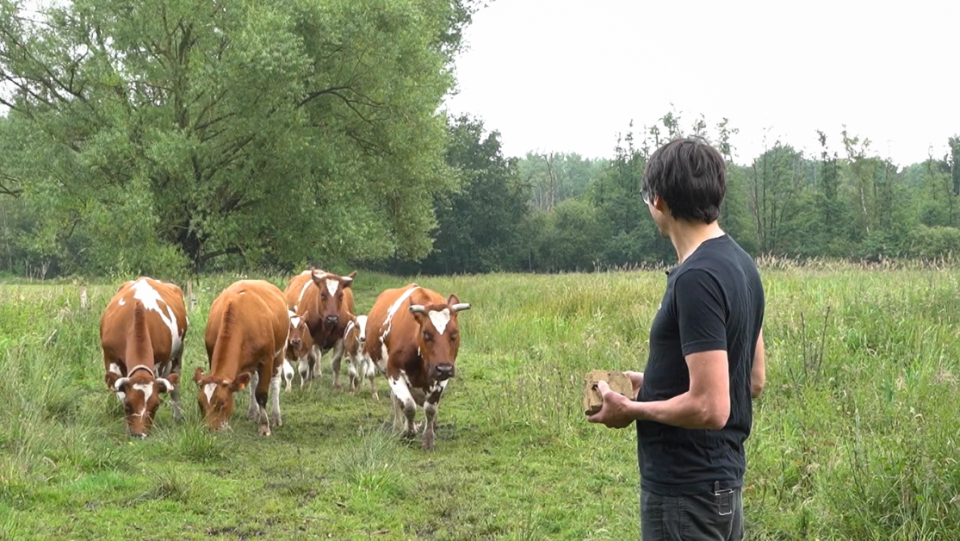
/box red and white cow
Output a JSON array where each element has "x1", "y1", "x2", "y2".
[
  {"x1": 282, "y1": 309, "x2": 315, "y2": 391},
  {"x1": 99, "y1": 277, "x2": 188, "y2": 438},
  {"x1": 363, "y1": 284, "x2": 470, "y2": 450},
  {"x1": 194, "y1": 280, "x2": 289, "y2": 436},
  {"x1": 342, "y1": 313, "x2": 378, "y2": 400},
  {"x1": 283, "y1": 267, "x2": 357, "y2": 389}
]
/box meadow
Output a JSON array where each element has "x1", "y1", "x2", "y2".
[{"x1": 1, "y1": 263, "x2": 959, "y2": 540}]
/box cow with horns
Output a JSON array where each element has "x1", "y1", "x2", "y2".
[
  {"x1": 99, "y1": 277, "x2": 188, "y2": 438},
  {"x1": 364, "y1": 284, "x2": 471, "y2": 450}
]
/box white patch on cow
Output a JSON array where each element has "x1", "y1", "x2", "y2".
[
  {"x1": 117, "y1": 392, "x2": 126, "y2": 403},
  {"x1": 291, "y1": 316, "x2": 301, "y2": 327},
  {"x1": 357, "y1": 315, "x2": 367, "y2": 341},
  {"x1": 203, "y1": 383, "x2": 216, "y2": 403},
  {"x1": 344, "y1": 320, "x2": 355, "y2": 338},
  {"x1": 381, "y1": 344, "x2": 389, "y2": 364},
  {"x1": 382, "y1": 286, "x2": 419, "y2": 340},
  {"x1": 298, "y1": 280, "x2": 313, "y2": 304},
  {"x1": 389, "y1": 372, "x2": 414, "y2": 406},
  {"x1": 428, "y1": 309, "x2": 451, "y2": 335},
  {"x1": 118, "y1": 299, "x2": 126, "y2": 306},
  {"x1": 130, "y1": 278, "x2": 181, "y2": 358},
  {"x1": 132, "y1": 383, "x2": 153, "y2": 417},
  {"x1": 108, "y1": 363, "x2": 122, "y2": 375},
  {"x1": 428, "y1": 379, "x2": 449, "y2": 396},
  {"x1": 325, "y1": 279, "x2": 339, "y2": 297}
]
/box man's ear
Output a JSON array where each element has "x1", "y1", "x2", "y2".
[{"x1": 231, "y1": 372, "x2": 252, "y2": 392}]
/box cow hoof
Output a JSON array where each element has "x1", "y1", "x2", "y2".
[
  {"x1": 334, "y1": 383, "x2": 343, "y2": 391},
  {"x1": 372, "y1": 393, "x2": 380, "y2": 402},
  {"x1": 258, "y1": 425, "x2": 272, "y2": 437},
  {"x1": 422, "y1": 436, "x2": 435, "y2": 451},
  {"x1": 271, "y1": 415, "x2": 283, "y2": 427}
]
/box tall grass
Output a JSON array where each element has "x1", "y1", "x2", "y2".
[{"x1": 0, "y1": 267, "x2": 958, "y2": 539}]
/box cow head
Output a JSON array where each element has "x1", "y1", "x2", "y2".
[
  {"x1": 409, "y1": 294, "x2": 471, "y2": 382},
  {"x1": 286, "y1": 309, "x2": 310, "y2": 360},
  {"x1": 310, "y1": 267, "x2": 356, "y2": 327},
  {"x1": 105, "y1": 366, "x2": 178, "y2": 439},
  {"x1": 193, "y1": 367, "x2": 250, "y2": 431}
]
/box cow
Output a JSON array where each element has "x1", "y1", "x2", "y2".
[
  {"x1": 342, "y1": 313, "x2": 378, "y2": 400},
  {"x1": 194, "y1": 279, "x2": 289, "y2": 436},
  {"x1": 282, "y1": 309, "x2": 315, "y2": 391},
  {"x1": 99, "y1": 277, "x2": 188, "y2": 438},
  {"x1": 363, "y1": 284, "x2": 471, "y2": 450},
  {"x1": 282, "y1": 267, "x2": 357, "y2": 390}
]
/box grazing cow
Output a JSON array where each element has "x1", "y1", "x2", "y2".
[
  {"x1": 282, "y1": 267, "x2": 357, "y2": 389},
  {"x1": 99, "y1": 277, "x2": 188, "y2": 438},
  {"x1": 282, "y1": 309, "x2": 315, "y2": 391},
  {"x1": 364, "y1": 284, "x2": 471, "y2": 450},
  {"x1": 342, "y1": 313, "x2": 378, "y2": 400},
  {"x1": 194, "y1": 280, "x2": 289, "y2": 436}
]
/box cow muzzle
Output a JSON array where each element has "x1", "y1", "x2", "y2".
[
  {"x1": 290, "y1": 339, "x2": 301, "y2": 347},
  {"x1": 432, "y1": 364, "x2": 455, "y2": 380},
  {"x1": 325, "y1": 316, "x2": 339, "y2": 325}
]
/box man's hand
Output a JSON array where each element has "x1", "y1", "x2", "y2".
[
  {"x1": 625, "y1": 371, "x2": 643, "y2": 399},
  {"x1": 586, "y1": 380, "x2": 638, "y2": 429}
]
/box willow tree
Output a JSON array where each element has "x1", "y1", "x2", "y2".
[{"x1": 0, "y1": 0, "x2": 478, "y2": 274}]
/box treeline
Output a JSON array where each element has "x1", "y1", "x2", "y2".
[
  {"x1": 1, "y1": 2, "x2": 959, "y2": 279},
  {"x1": 380, "y1": 112, "x2": 960, "y2": 275}
]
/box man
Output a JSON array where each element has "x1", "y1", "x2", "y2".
[{"x1": 587, "y1": 137, "x2": 766, "y2": 540}]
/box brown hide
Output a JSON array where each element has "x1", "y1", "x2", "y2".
[
  {"x1": 364, "y1": 284, "x2": 471, "y2": 391},
  {"x1": 195, "y1": 280, "x2": 289, "y2": 434},
  {"x1": 100, "y1": 277, "x2": 187, "y2": 438},
  {"x1": 285, "y1": 309, "x2": 314, "y2": 362},
  {"x1": 283, "y1": 268, "x2": 356, "y2": 349}
]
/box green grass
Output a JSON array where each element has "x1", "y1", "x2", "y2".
[{"x1": 2, "y1": 265, "x2": 960, "y2": 539}]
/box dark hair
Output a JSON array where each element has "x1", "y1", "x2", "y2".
[{"x1": 641, "y1": 137, "x2": 726, "y2": 223}]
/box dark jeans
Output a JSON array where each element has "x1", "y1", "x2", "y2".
[{"x1": 640, "y1": 486, "x2": 743, "y2": 540}]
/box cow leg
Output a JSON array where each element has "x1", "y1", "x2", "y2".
[
  {"x1": 247, "y1": 371, "x2": 261, "y2": 421},
  {"x1": 330, "y1": 339, "x2": 345, "y2": 391},
  {"x1": 254, "y1": 363, "x2": 273, "y2": 436},
  {"x1": 346, "y1": 354, "x2": 359, "y2": 395},
  {"x1": 362, "y1": 356, "x2": 379, "y2": 401},
  {"x1": 268, "y1": 354, "x2": 283, "y2": 428},
  {"x1": 422, "y1": 381, "x2": 447, "y2": 451},
  {"x1": 388, "y1": 375, "x2": 417, "y2": 438},
  {"x1": 297, "y1": 358, "x2": 309, "y2": 388},
  {"x1": 169, "y1": 355, "x2": 184, "y2": 422},
  {"x1": 282, "y1": 359, "x2": 294, "y2": 392},
  {"x1": 307, "y1": 346, "x2": 321, "y2": 383}
]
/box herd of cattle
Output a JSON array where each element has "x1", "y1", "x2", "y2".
[{"x1": 98, "y1": 268, "x2": 471, "y2": 450}]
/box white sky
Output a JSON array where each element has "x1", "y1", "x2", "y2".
[{"x1": 443, "y1": 0, "x2": 960, "y2": 167}]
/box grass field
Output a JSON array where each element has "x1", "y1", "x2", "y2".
[{"x1": 2, "y1": 264, "x2": 960, "y2": 540}]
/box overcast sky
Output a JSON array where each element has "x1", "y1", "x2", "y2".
[{"x1": 443, "y1": 0, "x2": 960, "y2": 167}]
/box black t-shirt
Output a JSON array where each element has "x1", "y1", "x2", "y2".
[{"x1": 636, "y1": 234, "x2": 765, "y2": 496}]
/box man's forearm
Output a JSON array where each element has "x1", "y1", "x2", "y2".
[{"x1": 632, "y1": 392, "x2": 730, "y2": 430}]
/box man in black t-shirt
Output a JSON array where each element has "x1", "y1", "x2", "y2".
[{"x1": 588, "y1": 137, "x2": 766, "y2": 541}]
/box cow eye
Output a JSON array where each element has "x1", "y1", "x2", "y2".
[
  {"x1": 450, "y1": 332, "x2": 458, "y2": 341},
  {"x1": 423, "y1": 331, "x2": 432, "y2": 342}
]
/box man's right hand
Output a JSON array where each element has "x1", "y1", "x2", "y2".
[{"x1": 625, "y1": 371, "x2": 643, "y2": 399}]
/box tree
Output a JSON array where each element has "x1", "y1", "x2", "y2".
[{"x1": 0, "y1": 0, "x2": 479, "y2": 275}]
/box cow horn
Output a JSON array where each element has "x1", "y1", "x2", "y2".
[
  {"x1": 409, "y1": 304, "x2": 427, "y2": 314},
  {"x1": 341, "y1": 275, "x2": 353, "y2": 285},
  {"x1": 157, "y1": 378, "x2": 175, "y2": 393},
  {"x1": 451, "y1": 303, "x2": 471, "y2": 312},
  {"x1": 114, "y1": 377, "x2": 130, "y2": 392}
]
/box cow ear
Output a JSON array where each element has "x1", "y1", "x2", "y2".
[
  {"x1": 166, "y1": 373, "x2": 181, "y2": 385},
  {"x1": 105, "y1": 371, "x2": 121, "y2": 390},
  {"x1": 193, "y1": 367, "x2": 204, "y2": 385},
  {"x1": 232, "y1": 372, "x2": 251, "y2": 392},
  {"x1": 342, "y1": 271, "x2": 357, "y2": 288},
  {"x1": 447, "y1": 294, "x2": 460, "y2": 306}
]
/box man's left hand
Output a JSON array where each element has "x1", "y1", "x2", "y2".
[{"x1": 587, "y1": 380, "x2": 638, "y2": 428}]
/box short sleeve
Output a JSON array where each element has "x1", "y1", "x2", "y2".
[{"x1": 674, "y1": 269, "x2": 727, "y2": 356}]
